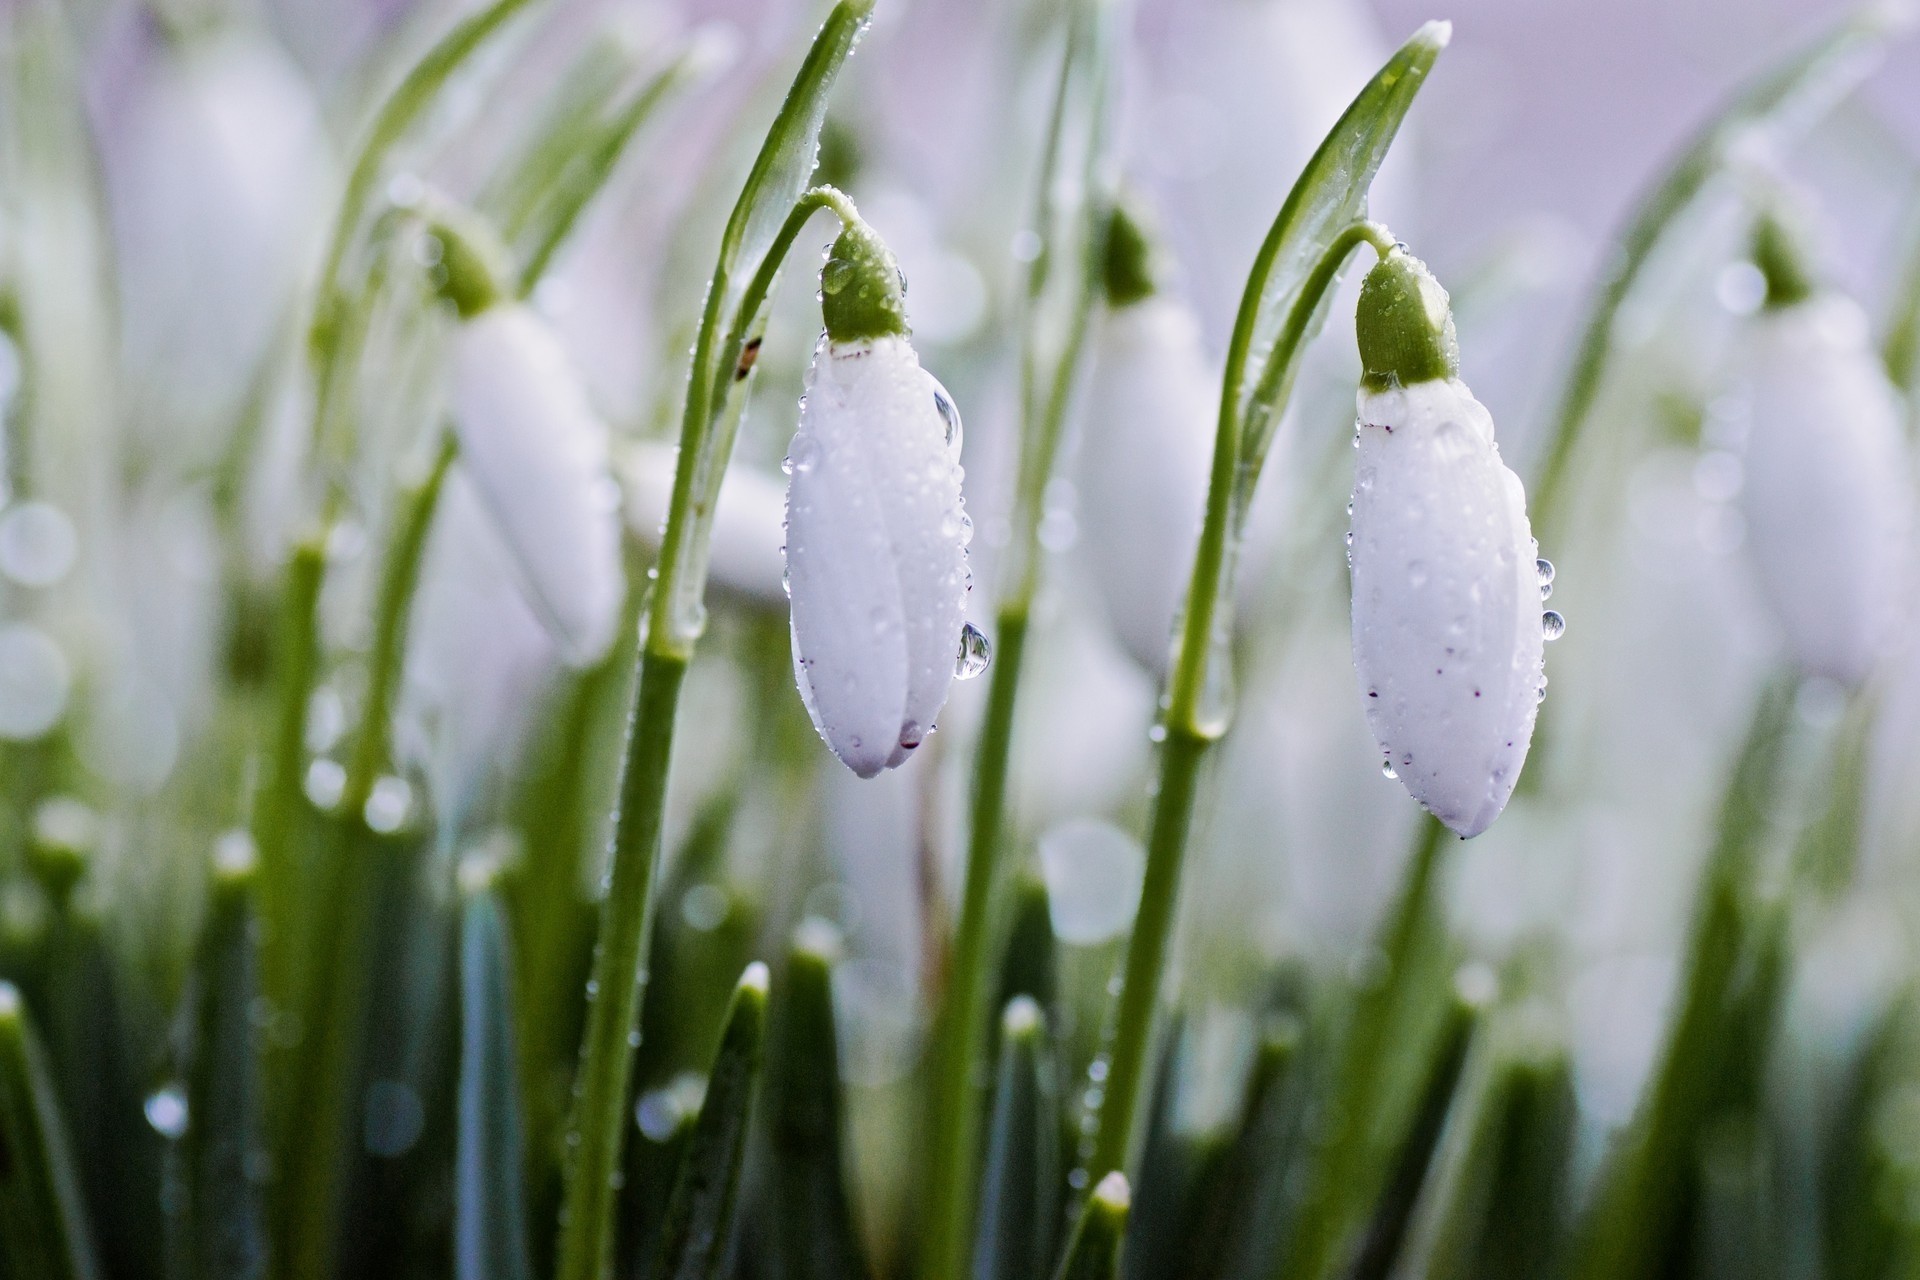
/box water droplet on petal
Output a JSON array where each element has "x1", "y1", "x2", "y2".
[
  {"x1": 1381, "y1": 760, "x2": 1398, "y2": 780},
  {"x1": 930, "y1": 378, "x2": 964, "y2": 454},
  {"x1": 954, "y1": 622, "x2": 991, "y2": 679},
  {"x1": 786, "y1": 434, "x2": 819, "y2": 475},
  {"x1": 1541, "y1": 610, "x2": 1566, "y2": 641}
]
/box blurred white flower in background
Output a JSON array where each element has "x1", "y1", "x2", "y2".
[
  {"x1": 400, "y1": 469, "x2": 560, "y2": 828},
  {"x1": 1737, "y1": 290, "x2": 1912, "y2": 687},
  {"x1": 448, "y1": 301, "x2": 625, "y2": 666},
  {"x1": 1075, "y1": 292, "x2": 1217, "y2": 676},
  {"x1": 100, "y1": 23, "x2": 330, "y2": 467},
  {"x1": 623, "y1": 439, "x2": 787, "y2": 607}
]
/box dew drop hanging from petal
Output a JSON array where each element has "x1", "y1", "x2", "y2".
[
  {"x1": 1541, "y1": 610, "x2": 1566, "y2": 641},
  {"x1": 954, "y1": 622, "x2": 991, "y2": 679}
]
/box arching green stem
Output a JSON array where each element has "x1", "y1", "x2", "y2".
[{"x1": 1087, "y1": 219, "x2": 1395, "y2": 1185}]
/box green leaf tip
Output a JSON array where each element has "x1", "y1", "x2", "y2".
[
  {"x1": 792, "y1": 916, "x2": 845, "y2": 965},
  {"x1": 739, "y1": 960, "x2": 772, "y2": 999},
  {"x1": 822, "y1": 215, "x2": 910, "y2": 343},
  {"x1": 429, "y1": 213, "x2": 510, "y2": 319},
  {"x1": 1357, "y1": 246, "x2": 1459, "y2": 390},
  {"x1": 1001, "y1": 994, "x2": 1045, "y2": 1038},
  {"x1": 1090, "y1": 1171, "x2": 1130, "y2": 1213},
  {"x1": 1752, "y1": 209, "x2": 1818, "y2": 309},
  {"x1": 1102, "y1": 199, "x2": 1160, "y2": 307},
  {"x1": 1414, "y1": 18, "x2": 1454, "y2": 50}
]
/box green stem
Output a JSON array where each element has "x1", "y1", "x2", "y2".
[
  {"x1": 925, "y1": 607, "x2": 1030, "y2": 1279},
  {"x1": 1087, "y1": 218, "x2": 1396, "y2": 1186},
  {"x1": 552, "y1": 647, "x2": 688, "y2": 1280},
  {"x1": 276, "y1": 434, "x2": 454, "y2": 1280},
  {"x1": 1882, "y1": 204, "x2": 1920, "y2": 396},
  {"x1": 1086, "y1": 725, "x2": 1210, "y2": 1181}
]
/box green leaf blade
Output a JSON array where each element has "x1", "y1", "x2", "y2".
[
  {"x1": 457, "y1": 888, "x2": 534, "y2": 1280},
  {"x1": 973, "y1": 996, "x2": 1061, "y2": 1280},
  {"x1": 650, "y1": 962, "x2": 769, "y2": 1280},
  {"x1": 0, "y1": 982, "x2": 99, "y2": 1280}
]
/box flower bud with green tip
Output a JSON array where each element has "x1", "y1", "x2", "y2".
[
  {"x1": 434, "y1": 214, "x2": 624, "y2": 666},
  {"x1": 784, "y1": 211, "x2": 975, "y2": 777},
  {"x1": 1075, "y1": 201, "x2": 1219, "y2": 675},
  {"x1": 1737, "y1": 210, "x2": 1912, "y2": 686},
  {"x1": 1348, "y1": 247, "x2": 1547, "y2": 837}
]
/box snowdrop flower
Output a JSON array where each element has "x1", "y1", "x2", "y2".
[
  {"x1": 1348, "y1": 249, "x2": 1547, "y2": 838},
  {"x1": 440, "y1": 229, "x2": 624, "y2": 666},
  {"x1": 784, "y1": 217, "x2": 973, "y2": 778},
  {"x1": 1736, "y1": 215, "x2": 1912, "y2": 687},
  {"x1": 1075, "y1": 206, "x2": 1217, "y2": 675}
]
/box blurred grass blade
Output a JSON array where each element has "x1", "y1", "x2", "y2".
[
  {"x1": 770, "y1": 923, "x2": 870, "y2": 1280},
  {"x1": 1694, "y1": 1117, "x2": 1783, "y2": 1280},
  {"x1": 457, "y1": 887, "x2": 533, "y2": 1280},
  {"x1": 0, "y1": 982, "x2": 99, "y2": 1280},
  {"x1": 1792, "y1": 689, "x2": 1877, "y2": 896},
  {"x1": 1231, "y1": 20, "x2": 1450, "y2": 492},
  {"x1": 513, "y1": 41, "x2": 714, "y2": 292},
  {"x1": 1198, "y1": 1014, "x2": 1306, "y2": 1280},
  {"x1": 1054, "y1": 1172, "x2": 1130, "y2": 1280},
  {"x1": 973, "y1": 997, "x2": 1061, "y2": 1280},
  {"x1": 1421, "y1": 1018, "x2": 1577, "y2": 1280},
  {"x1": 1528, "y1": 2, "x2": 1907, "y2": 528},
  {"x1": 1883, "y1": 201, "x2": 1920, "y2": 393},
  {"x1": 995, "y1": 876, "x2": 1059, "y2": 1021},
  {"x1": 1273, "y1": 816, "x2": 1454, "y2": 1280},
  {"x1": 1820, "y1": 991, "x2": 1920, "y2": 1280},
  {"x1": 183, "y1": 847, "x2": 267, "y2": 1280},
  {"x1": 1571, "y1": 675, "x2": 1798, "y2": 1280},
  {"x1": 651, "y1": 962, "x2": 769, "y2": 1280},
  {"x1": 1342, "y1": 994, "x2": 1479, "y2": 1280}
]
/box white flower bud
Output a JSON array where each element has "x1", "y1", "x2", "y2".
[
  {"x1": 1076, "y1": 296, "x2": 1216, "y2": 675},
  {"x1": 1738, "y1": 294, "x2": 1913, "y2": 687},
  {"x1": 784, "y1": 335, "x2": 971, "y2": 778},
  {"x1": 448, "y1": 303, "x2": 624, "y2": 665},
  {"x1": 1349, "y1": 378, "x2": 1545, "y2": 838}
]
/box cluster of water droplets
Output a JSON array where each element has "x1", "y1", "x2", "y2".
[{"x1": 1538, "y1": 556, "x2": 1564, "y2": 642}]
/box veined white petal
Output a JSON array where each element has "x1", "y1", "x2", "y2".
[
  {"x1": 400, "y1": 468, "x2": 560, "y2": 826},
  {"x1": 1076, "y1": 296, "x2": 1216, "y2": 675},
  {"x1": 1349, "y1": 378, "x2": 1544, "y2": 838},
  {"x1": 1740, "y1": 295, "x2": 1913, "y2": 687},
  {"x1": 622, "y1": 440, "x2": 788, "y2": 606},
  {"x1": 449, "y1": 304, "x2": 624, "y2": 665},
  {"x1": 785, "y1": 335, "x2": 970, "y2": 778}
]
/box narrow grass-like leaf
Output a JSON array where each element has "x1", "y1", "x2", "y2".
[
  {"x1": 1419, "y1": 1018, "x2": 1577, "y2": 1280},
  {"x1": 652, "y1": 0, "x2": 873, "y2": 651},
  {"x1": 1342, "y1": 995, "x2": 1479, "y2": 1280},
  {"x1": 181, "y1": 846, "x2": 266, "y2": 1280},
  {"x1": 1271, "y1": 816, "x2": 1454, "y2": 1280},
  {"x1": 995, "y1": 876, "x2": 1059, "y2": 1033},
  {"x1": 0, "y1": 982, "x2": 98, "y2": 1280},
  {"x1": 1570, "y1": 676, "x2": 1798, "y2": 1280},
  {"x1": 651, "y1": 962, "x2": 769, "y2": 1280},
  {"x1": 457, "y1": 887, "x2": 533, "y2": 1280},
  {"x1": 1231, "y1": 21, "x2": 1450, "y2": 492},
  {"x1": 1792, "y1": 690, "x2": 1877, "y2": 896},
  {"x1": 1883, "y1": 204, "x2": 1920, "y2": 394},
  {"x1": 1528, "y1": 3, "x2": 1906, "y2": 528},
  {"x1": 1820, "y1": 991, "x2": 1920, "y2": 1280},
  {"x1": 769, "y1": 923, "x2": 870, "y2": 1280},
  {"x1": 1199, "y1": 1014, "x2": 1306, "y2": 1280},
  {"x1": 974, "y1": 996, "x2": 1061, "y2": 1280},
  {"x1": 1054, "y1": 1172, "x2": 1130, "y2": 1280}
]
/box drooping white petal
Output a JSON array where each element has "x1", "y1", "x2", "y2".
[
  {"x1": 785, "y1": 335, "x2": 970, "y2": 778},
  {"x1": 448, "y1": 304, "x2": 624, "y2": 665},
  {"x1": 1075, "y1": 296, "x2": 1217, "y2": 675},
  {"x1": 622, "y1": 440, "x2": 788, "y2": 607},
  {"x1": 1740, "y1": 295, "x2": 1913, "y2": 687},
  {"x1": 400, "y1": 467, "x2": 560, "y2": 826},
  {"x1": 1349, "y1": 378, "x2": 1544, "y2": 838}
]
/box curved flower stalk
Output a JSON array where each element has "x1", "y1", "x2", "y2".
[
  {"x1": 1736, "y1": 216, "x2": 1912, "y2": 687},
  {"x1": 1348, "y1": 249, "x2": 1547, "y2": 838},
  {"x1": 784, "y1": 219, "x2": 973, "y2": 777},
  {"x1": 445, "y1": 281, "x2": 625, "y2": 666},
  {"x1": 1074, "y1": 207, "x2": 1217, "y2": 676}
]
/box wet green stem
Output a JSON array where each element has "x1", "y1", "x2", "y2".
[{"x1": 1088, "y1": 218, "x2": 1393, "y2": 1183}]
